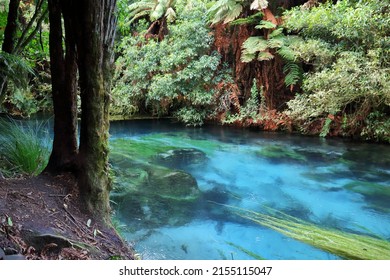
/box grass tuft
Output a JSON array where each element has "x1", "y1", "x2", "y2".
[{"x1": 0, "y1": 117, "x2": 51, "y2": 177}]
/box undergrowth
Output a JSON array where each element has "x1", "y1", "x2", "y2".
[{"x1": 0, "y1": 117, "x2": 51, "y2": 177}]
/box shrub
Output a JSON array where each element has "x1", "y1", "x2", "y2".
[
  {"x1": 283, "y1": 0, "x2": 390, "y2": 142},
  {"x1": 112, "y1": 1, "x2": 228, "y2": 125}
]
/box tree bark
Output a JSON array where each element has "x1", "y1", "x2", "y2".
[
  {"x1": 75, "y1": 0, "x2": 116, "y2": 220},
  {"x1": 45, "y1": 0, "x2": 78, "y2": 172},
  {"x1": 2, "y1": 0, "x2": 20, "y2": 54},
  {"x1": 0, "y1": 0, "x2": 20, "y2": 105}
]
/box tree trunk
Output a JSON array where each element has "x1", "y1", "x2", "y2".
[
  {"x1": 76, "y1": 0, "x2": 116, "y2": 220},
  {"x1": 45, "y1": 0, "x2": 78, "y2": 172},
  {"x1": 2, "y1": 0, "x2": 20, "y2": 54},
  {"x1": 0, "y1": 0, "x2": 20, "y2": 105}
]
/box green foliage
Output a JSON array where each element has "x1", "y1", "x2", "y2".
[
  {"x1": 0, "y1": 117, "x2": 51, "y2": 176},
  {"x1": 112, "y1": 2, "x2": 228, "y2": 125},
  {"x1": 223, "y1": 79, "x2": 260, "y2": 123},
  {"x1": 5, "y1": 86, "x2": 40, "y2": 116},
  {"x1": 319, "y1": 117, "x2": 332, "y2": 138},
  {"x1": 230, "y1": 11, "x2": 263, "y2": 25},
  {"x1": 125, "y1": 0, "x2": 177, "y2": 26},
  {"x1": 174, "y1": 107, "x2": 208, "y2": 126},
  {"x1": 284, "y1": 0, "x2": 390, "y2": 142},
  {"x1": 0, "y1": 51, "x2": 34, "y2": 90},
  {"x1": 241, "y1": 31, "x2": 303, "y2": 87},
  {"x1": 361, "y1": 111, "x2": 390, "y2": 143},
  {"x1": 208, "y1": 0, "x2": 245, "y2": 25},
  {"x1": 241, "y1": 36, "x2": 269, "y2": 62}
]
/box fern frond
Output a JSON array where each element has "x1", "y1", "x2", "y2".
[
  {"x1": 127, "y1": 10, "x2": 151, "y2": 25},
  {"x1": 257, "y1": 51, "x2": 274, "y2": 61},
  {"x1": 283, "y1": 61, "x2": 302, "y2": 86},
  {"x1": 0, "y1": 52, "x2": 34, "y2": 89},
  {"x1": 242, "y1": 36, "x2": 268, "y2": 54},
  {"x1": 255, "y1": 20, "x2": 276, "y2": 30},
  {"x1": 165, "y1": 7, "x2": 176, "y2": 22},
  {"x1": 268, "y1": 28, "x2": 283, "y2": 38},
  {"x1": 208, "y1": 0, "x2": 244, "y2": 24},
  {"x1": 231, "y1": 12, "x2": 264, "y2": 25},
  {"x1": 241, "y1": 52, "x2": 257, "y2": 63},
  {"x1": 277, "y1": 46, "x2": 297, "y2": 62},
  {"x1": 267, "y1": 36, "x2": 284, "y2": 48},
  {"x1": 223, "y1": 3, "x2": 243, "y2": 24},
  {"x1": 151, "y1": 4, "x2": 165, "y2": 20}
]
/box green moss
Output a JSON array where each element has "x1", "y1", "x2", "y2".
[
  {"x1": 345, "y1": 181, "x2": 390, "y2": 197},
  {"x1": 110, "y1": 138, "x2": 177, "y2": 161},
  {"x1": 256, "y1": 145, "x2": 306, "y2": 163},
  {"x1": 141, "y1": 133, "x2": 222, "y2": 155},
  {"x1": 344, "y1": 181, "x2": 390, "y2": 212}
]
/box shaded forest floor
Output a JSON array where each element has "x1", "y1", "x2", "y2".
[{"x1": 0, "y1": 173, "x2": 135, "y2": 260}]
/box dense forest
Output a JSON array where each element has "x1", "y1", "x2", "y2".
[
  {"x1": 0, "y1": 0, "x2": 390, "y2": 261},
  {"x1": 0, "y1": 0, "x2": 389, "y2": 142}
]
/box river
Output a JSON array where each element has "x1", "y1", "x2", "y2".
[{"x1": 108, "y1": 119, "x2": 390, "y2": 260}]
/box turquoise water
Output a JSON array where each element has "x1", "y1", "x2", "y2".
[{"x1": 109, "y1": 119, "x2": 390, "y2": 260}]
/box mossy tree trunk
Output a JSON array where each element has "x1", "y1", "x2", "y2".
[
  {"x1": 46, "y1": 0, "x2": 117, "y2": 221},
  {"x1": 75, "y1": 0, "x2": 116, "y2": 220}
]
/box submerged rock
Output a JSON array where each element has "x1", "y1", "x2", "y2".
[
  {"x1": 154, "y1": 148, "x2": 207, "y2": 169},
  {"x1": 344, "y1": 181, "x2": 390, "y2": 213},
  {"x1": 111, "y1": 162, "x2": 201, "y2": 228},
  {"x1": 256, "y1": 145, "x2": 306, "y2": 163},
  {"x1": 147, "y1": 165, "x2": 200, "y2": 200}
]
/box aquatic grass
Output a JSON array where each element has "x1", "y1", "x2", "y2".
[
  {"x1": 226, "y1": 241, "x2": 266, "y2": 260},
  {"x1": 224, "y1": 205, "x2": 390, "y2": 260},
  {"x1": 0, "y1": 117, "x2": 51, "y2": 176}
]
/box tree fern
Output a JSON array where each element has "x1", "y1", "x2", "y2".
[
  {"x1": 0, "y1": 51, "x2": 34, "y2": 89},
  {"x1": 127, "y1": 0, "x2": 176, "y2": 24},
  {"x1": 208, "y1": 0, "x2": 245, "y2": 24}
]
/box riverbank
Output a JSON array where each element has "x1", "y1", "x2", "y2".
[{"x1": 0, "y1": 173, "x2": 135, "y2": 260}]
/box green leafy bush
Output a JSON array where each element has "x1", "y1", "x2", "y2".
[
  {"x1": 283, "y1": 0, "x2": 390, "y2": 142},
  {"x1": 112, "y1": 1, "x2": 227, "y2": 125}
]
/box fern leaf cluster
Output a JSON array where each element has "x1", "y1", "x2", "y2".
[
  {"x1": 241, "y1": 27, "x2": 303, "y2": 86},
  {"x1": 127, "y1": 0, "x2": 176, "y2": 24},
  {"x1": 0, "y1": 51, "x2": 34, "y2": 89},
  {"x1": 208, "y1": 0, "x2": 245, "y2": 24}
]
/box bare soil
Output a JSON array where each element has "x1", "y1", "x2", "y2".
[{"x1": 0, "y1": 173, "x2": 135, "y2": 260}]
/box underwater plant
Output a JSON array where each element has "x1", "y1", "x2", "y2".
[{"x1": 225, "y1": 205, "x2": 390, "y2": 260}]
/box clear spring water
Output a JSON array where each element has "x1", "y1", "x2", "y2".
[{"x1": 109, "y1": 119, "x2": 390, "y2": 260}]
